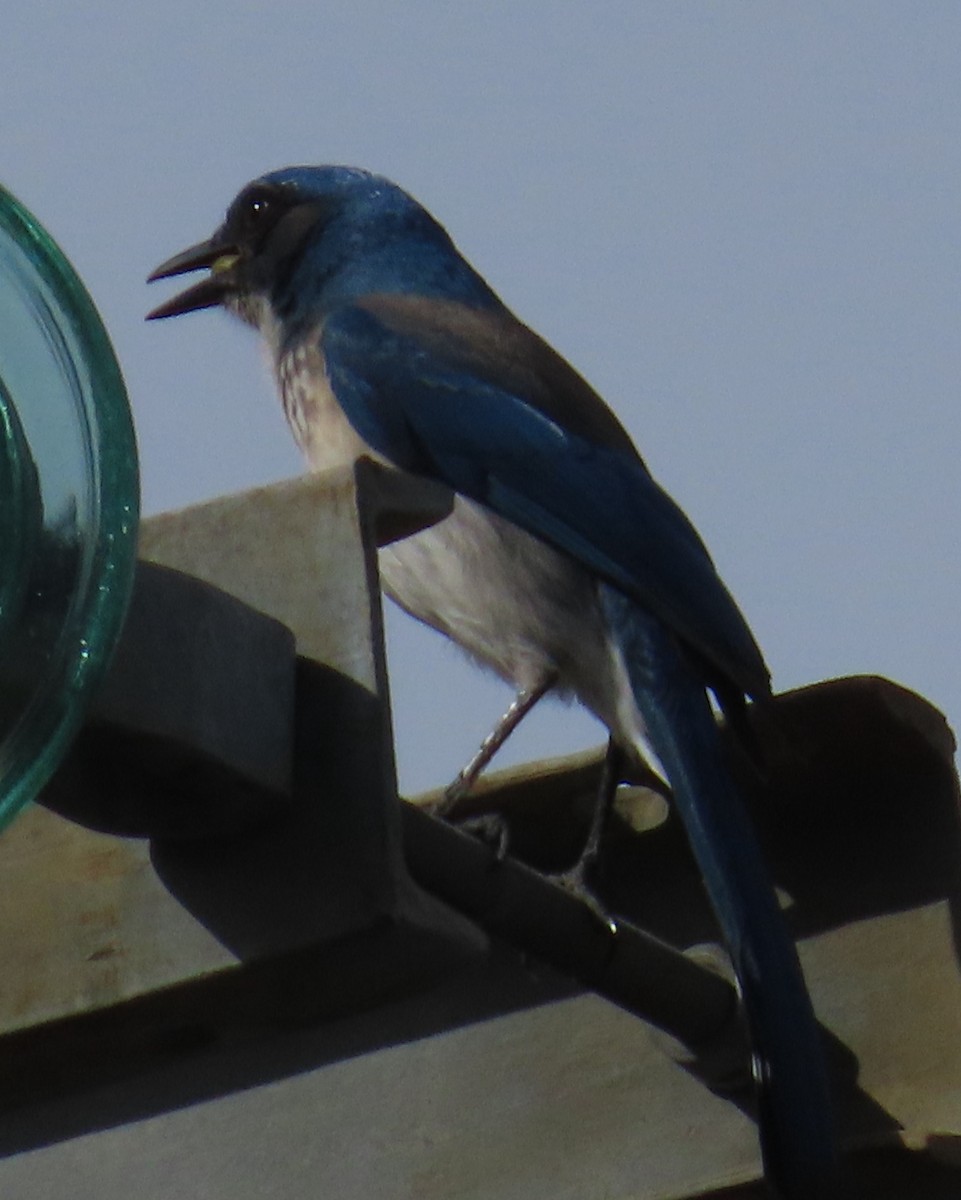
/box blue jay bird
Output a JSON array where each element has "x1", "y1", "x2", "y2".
[{"x1": 148, "y1": 166, "x2": 834, "y2": 1195}]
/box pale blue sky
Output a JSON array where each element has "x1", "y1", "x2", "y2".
[{"x1": 4, "y1": 4, "x2": 959, "y2": 793}]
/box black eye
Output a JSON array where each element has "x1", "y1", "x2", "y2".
[
  {"x1": 226, "y1": 184, "x2": 285, "y2": 241},
  {"x1": 248, "y1": 194, "x2": 272, "y2": 221}
]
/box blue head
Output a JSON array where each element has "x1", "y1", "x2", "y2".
[{"x1": 148, "y1": 166, "x2": 501, "y2": 341}]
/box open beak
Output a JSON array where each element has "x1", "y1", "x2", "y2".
[{"x1": 146, "y1": 235, "x2": 242, "y2": 320}]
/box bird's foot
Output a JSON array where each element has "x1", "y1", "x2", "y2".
[
  {"x1": 453, "y1": 811, "x2": 511, "y2": 860},
  {"x1": 547, "y1": 859, "x2": 618, "y2": 935},
  {"x1": 424, "y1": 792, "x2": 512, "y2": 862}
]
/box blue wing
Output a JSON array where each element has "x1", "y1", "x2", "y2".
[
  {"x1": 320, "y1": 299, "x2": 835, "y2": 1192},
  {"x1": 320, "y1": 300, "x2": 770, "y2": 699}
]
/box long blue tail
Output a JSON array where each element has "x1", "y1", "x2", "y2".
[{"x1": 601, "y1": 586, "x2": 835, "y2": 1198}]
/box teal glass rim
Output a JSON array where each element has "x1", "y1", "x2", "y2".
[{"x1": 0, "y1": 184, "x2": 139, "y2": 830}]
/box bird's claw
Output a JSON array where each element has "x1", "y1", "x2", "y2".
[
  {"x1": 547, "y1": 862, "x2": 618, "y2": 935},
  {"x1": 440, "y1": 810, "x2": 512, "y2": 862}
]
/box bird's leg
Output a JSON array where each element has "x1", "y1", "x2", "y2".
[
  {"x1": 425, "y1": 676, "x2": 555, "y2": 859},
  {"x1": 549, "y1": 737, "x2": 626, "y2": 932},
  {"x1": 434, "y1": 675, "x2": 556, "y2": 818},
  {"x1": 580, "y1": 736, "x2": 628, "y2": 871}
]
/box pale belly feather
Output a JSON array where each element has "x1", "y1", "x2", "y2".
[{"x1": 278, "y1": 339, "x2": 644, "y2": 750}]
